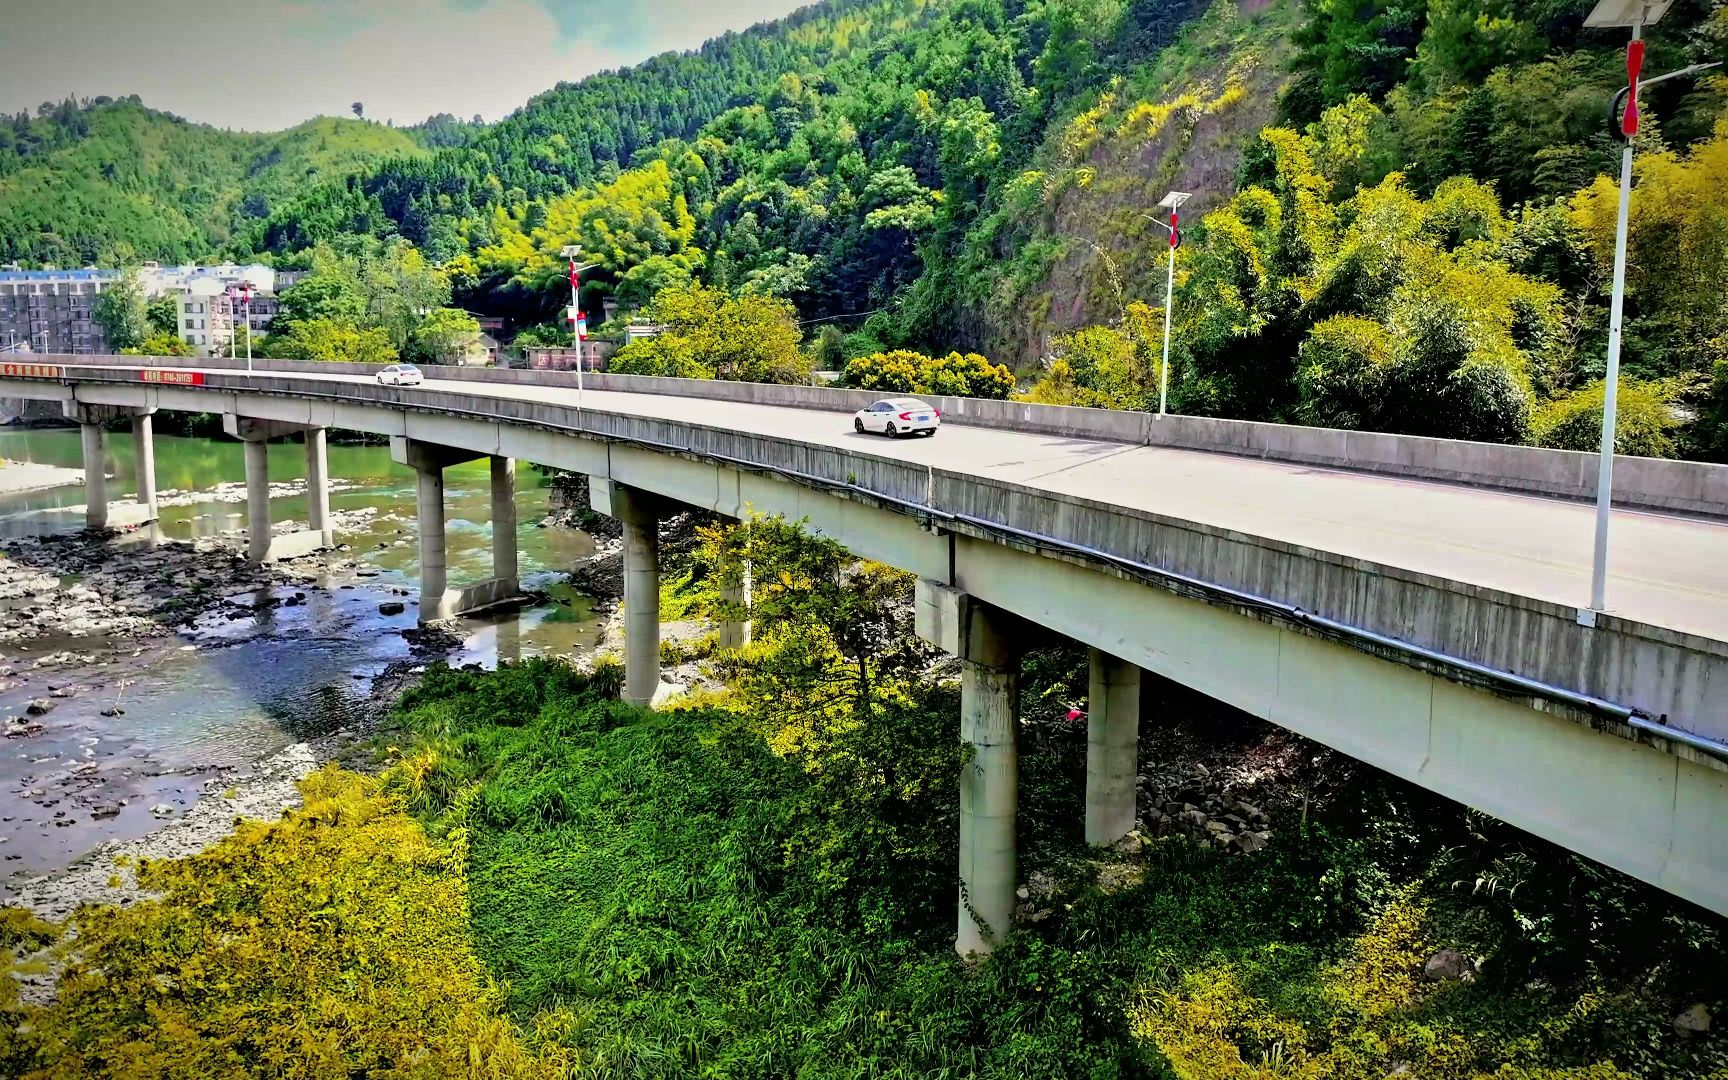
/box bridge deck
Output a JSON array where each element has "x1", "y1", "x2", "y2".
[{"x1": 263, "y1": 370, "x2": 1728, "y2": 645}]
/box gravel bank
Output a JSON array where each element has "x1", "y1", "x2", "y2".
[{"x1": 0, "y1": 460, "x2": 83, "y2": 495}]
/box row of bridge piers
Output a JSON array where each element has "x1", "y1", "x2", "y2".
[{"x1": 71, "y1": 408, "x2": 1138, "y2": 957}]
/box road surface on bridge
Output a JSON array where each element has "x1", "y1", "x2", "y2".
[{"x1": 135, "y1": 368, "x2": 1728, "y2": 643}]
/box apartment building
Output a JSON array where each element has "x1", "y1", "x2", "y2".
[
  {"x1": 159, "y1": 264, "x2": 277, "y2": 356},
  {"x1": 0, "y1": 268, "x2": 119, "y2": 354},
  {"x1": 0, "y1": 263, "x2": 285, "y2": 357}
]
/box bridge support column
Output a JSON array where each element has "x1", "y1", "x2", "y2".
[
  {"x1": 131, "y1": 412, "x2": 158, "y2": 523},
  {"x1": 225, "y1": 416, "x2": 334, "y2": 565},
  {"x1": 244, "y1": 439, "x2": 272, "y2": 564},
  {"x1": 65, "y1": 402, "x2": 147, "y2": 531},
  {"x1": 79, "y1": 421, "x2": 107, "y2": 531},
  {"x1": 304, "y1": 428, "x2": 333, "y2": 549},
  {"x1": 718, "y1": 559, "x2": 751, "y2": 650},
  {"x1": 392, "y1": 438, "x2": 524, "y2": 623},
  {"x1": 416, "y1": 465, "x2": 450, "y2": 621},
  {"x1": 1085, "y1": 649, "x2": 1140, "y2": 847},
  {"x1": 591, "y1": 479, "x2": 664, "y2": 708},
  {"x1": 916, "y1": 580, "x2": 1022, "y2": 958},
  {"x1": 490, "y1": 456, "x2": 519, "y2": 592}
]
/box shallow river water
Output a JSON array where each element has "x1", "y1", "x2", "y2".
[{"x1": 0, "y1": 428, "x2": 607, "y2": 893}]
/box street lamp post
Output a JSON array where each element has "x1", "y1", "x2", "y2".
[
  {"x1": 560, "y1": 244, "x2": 597, "y2": 399},
  {"x1": 225, "y1": 285, "x2": 240, "y2": 362},
  {"x1": 1139, "y1": 193, "x2": 1190, "y2": 417},
  {"x1": 1580, "y1": 0, "x2": 1719, "y2": 623},
  {"x1": 241, "y1": 281, "x2": 254, "y2": 372}
]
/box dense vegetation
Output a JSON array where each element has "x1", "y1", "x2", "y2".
[
  {"x1": 5, "y1": 516, "x2": 1725, "y2": 1075},
  {"x1": 9, "y1": 0, "x2": 1727, "y2": 455},
  {"x1": 0, "y1": 98, "x2": 426, "y2": 265}
]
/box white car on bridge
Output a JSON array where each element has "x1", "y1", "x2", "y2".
[
  {"x1": 375, "y1": 363, "x2": 424, "y2": 387},
  {"x1": 854, "y1": 397, "x2": 940, "y2": 438}
]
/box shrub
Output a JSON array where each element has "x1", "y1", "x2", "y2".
[
  {"x1": 841, "y1": 348, "x2": 1015, "y2": 398},
  {"x1": 1533, "y1": 377, "x2": 1692, "y2": 459}
]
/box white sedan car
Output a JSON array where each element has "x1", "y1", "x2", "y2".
[
  {"x1": 375, "y1": 363, "x2": 424, "y2": 387},
  {"x1": 853, "y1": 397, "x2": 940, "y2": 438}
]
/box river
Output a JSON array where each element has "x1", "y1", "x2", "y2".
[{"x1": 0, "y1": 427, "x2": 608, "y2": 895}]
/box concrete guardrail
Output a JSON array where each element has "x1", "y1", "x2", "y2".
[{"x1": 27, "y1": 353, "x2": 1728, "y2": 519}]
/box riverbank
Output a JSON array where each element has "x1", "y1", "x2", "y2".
[
  {"x1": 0, "y1": 461, "x2": 82, "y2": 496},
  {"x1": 0, "y1": 430, "x2": 609, "y2": 906}
]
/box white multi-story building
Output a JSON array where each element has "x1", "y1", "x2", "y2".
[
  {"x1": 150, "y1": 263, "x2": 277, "y2": 357},
  {"x1": 0, "y1": 262, "x2": 285, "y2": 357}
]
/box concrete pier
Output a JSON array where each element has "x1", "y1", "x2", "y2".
[
  {"x1": 718, "y1": 560, "x2": 752, "y2": 649},
  {"x1": 391, "y1": 438, "x2": 524, "y2": 623},
  {"x1": 243, "y1": 439, "x2": 271, "y2": 564},
  {"x1": 416, "y1": 465, "x2": 450, "y2": 620},
  {"x1": 915, "y1": 580, "x2": 1022, "y2": 957},
  {"x1": 1085, "y1": 649, "x2": 1140, "y2": 846},
  {"x1": 131, "y1": 412, "x2": 157, "y2": 523},
  {"x1": 305, "y1": 428, "x2": 332, "y2": 549},
  {"x1": 79, "y1": 422, "x2": 106, "y2": 531},
  {"x1": 591, "y1": 479, "x2": 663, "y2": 707},
  {"x1": 225, "y1": 416, "x2": 335, "y2": 565},
  {"x1": 490, "y1": 455, "x2": 518, "y2": 591}
]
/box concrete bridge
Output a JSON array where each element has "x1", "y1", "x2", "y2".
[{"x1": 3, "y1": 354, "x2": 1726, "y2": 956}]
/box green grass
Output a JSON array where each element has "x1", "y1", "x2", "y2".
[{"x1": 384, "y1": 660, "x2": 1728, "y2": 1078}]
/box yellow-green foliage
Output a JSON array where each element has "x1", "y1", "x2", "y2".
[
  {"x1": 841, "y1": 348, "x2": 1015, "y2": 398},
  {"x1": 1023, "y1": 305, "x2": 1165, "y2": 409},
  {"x1": 1, "y1": 766, "x2": 559, "y2": 1079},
  {"x1": 1532, "y1": 378, "x2": 1693, "y2": 459},
  {"x1": 0, "y1": 907, "x2": 57, "y2": 952},
  {"x1": 1129, "y1": 891, "x2": 1640, "y2": 1080}
]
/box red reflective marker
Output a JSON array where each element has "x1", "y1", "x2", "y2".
[{"x1": 1624, "y1": 40, "x2": 1646, "y2": 137}]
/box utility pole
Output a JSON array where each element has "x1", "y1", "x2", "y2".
[{"x1": 1580, "y1": 0, "x2": 1719, "y2": 623}]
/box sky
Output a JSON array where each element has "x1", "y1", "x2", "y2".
[{"x1": 0, "y1": 0, "x2": 808, "y2": 132}]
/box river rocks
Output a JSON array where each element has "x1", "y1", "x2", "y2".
[
  {"x1": 1421, "y1": 948, "x2": 1476, "y2": 983},
  {"x1": 378, "y1": 601, "x2": 406, "y2": 616},
  {"x1": 150, "y1": 803, "x2": 176, "y2": 817},
  {"x1": 5, "y1": 716, "x2": 44, "y2": 738},
  {"x1": 24, "y1": 698, "x2": 55, "y2": 716}
]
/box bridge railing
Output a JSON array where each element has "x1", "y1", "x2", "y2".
[{"x1": 24, "y1": 353, "x2": 1728, "y2": 520}]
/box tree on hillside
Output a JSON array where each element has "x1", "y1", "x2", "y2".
[
  {"x1": 1178, "y1": 126, "x2": 1562, "y2": 443},
  {"x1": 277, "y1": 274, "x2": 367, "y2": 326},
  {"x1": 840, "y1": 349, "x2": 1015, "y2": 399},
  {"x1": 411, "y1": 308, "x2": 482, "y2": 364},
  {"x1": 259, "y1": 317, "x2": 396, "y2": 364},
  {"x1": 611, "y1": 285, "x2": 808, "y2": 383}
]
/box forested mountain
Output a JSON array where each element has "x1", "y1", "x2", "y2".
[
  {"x1": 9, "y1": 0, "x2": 1728, "y2": 459},
  {"x1": 0, "y1": 98, "x2": 425, "y2": 265}
]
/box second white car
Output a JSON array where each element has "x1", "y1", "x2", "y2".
[
  {"x1": 375, "y1": 363, "x2": 424, "y2": 387},
  {"x1": 853, "y1": 397, "x2": 940, "y2": 438}
]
